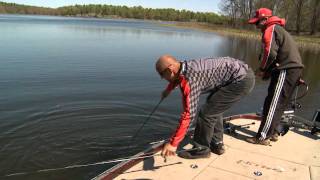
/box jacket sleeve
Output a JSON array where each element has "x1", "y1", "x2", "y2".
[
  {"x1": 260, "y1": 25, "x2": 279, "y2": 72},
  {"x1": 165, "y1": 81, "x2": 179, "y2": 93},
  {"x1": 169, "y1": 77, "x2": 192, "y2": 147}
]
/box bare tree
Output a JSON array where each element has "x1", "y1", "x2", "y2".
[
  {"x1": 220, "y1": 0, "x2": 241, "y2": 27},
  {"x1": 218, "y1": 0, "x2": 318, "y2": 35},
  {"x1": 248, "y1": 0, "x2": 254, "y2": 19},
  {"x1": 294, "y1": 0, "x2": 304, "y2": 35},
  {"x1": 239, "y1": 0, "x2": 255, "y2": 19},
  {"x1": 272, "y1": 0, "x2": 284, "y2": 15},
  {"x1": 220, "y1": 0, "x2": 257, "y2": 27},
  {"x1": 310, "y1": 0, "x2": 320, "y2": 35}
]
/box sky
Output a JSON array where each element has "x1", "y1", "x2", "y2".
[{"x1": 1, "y1": 0, "x2": 221, "y2": 13}]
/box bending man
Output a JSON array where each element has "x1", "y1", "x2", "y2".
[{"x1": 156, "y1": 55, "x2": 255, "y2": 159}]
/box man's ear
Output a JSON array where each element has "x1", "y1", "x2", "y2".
[{"x1": 167, "y1": 64, "x2": 175, "y2": 73}]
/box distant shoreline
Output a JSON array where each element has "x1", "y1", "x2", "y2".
[
  {"x1": 1, "y1": 13, "x2": 319, "y2": 49},
  {"x1": 157, "y1": 22, "x2": 320, "y2": 50}
]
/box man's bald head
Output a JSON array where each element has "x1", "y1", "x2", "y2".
[{"x1": 155, "y1": 55, "x2": 179, "y2": 73}]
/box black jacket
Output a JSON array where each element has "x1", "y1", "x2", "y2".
[{"x1": 260, "y1": 16, "x2": 304, "y2": 72}]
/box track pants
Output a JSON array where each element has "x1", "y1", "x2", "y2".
[
  {"x1": 193, "y1": 68, "x2": 255, "y2": 150},
  {"x1": 257, "y1": 68, "x2": 302, "y2": 140}
]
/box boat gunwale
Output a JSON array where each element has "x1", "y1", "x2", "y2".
[{"x1": 92, "y1": 113, "x2": 261, "y2": 180}]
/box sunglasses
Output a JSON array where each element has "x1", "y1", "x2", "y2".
[{"x1": 255, "y1": 19, "x2": 261, "y2": 26}]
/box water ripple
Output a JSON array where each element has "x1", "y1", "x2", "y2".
[{"x1": 0, "y1": 100, "x2": 173, "y2": 176}]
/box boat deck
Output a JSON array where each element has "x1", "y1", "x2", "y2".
[{"x1": 99, "y1": 118, "x2": 320, "y2": 180}]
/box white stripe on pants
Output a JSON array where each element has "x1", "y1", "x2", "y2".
[{"x1": 260, "y1": 70, "x2": 286, "y2": 140}]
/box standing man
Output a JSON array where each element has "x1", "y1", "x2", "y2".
[
  {"x1": 247, "y1": 8, "x2": 304, "y2": 145},
  {"x1": 156, "y1": 55, "x2": 255, "y2": 159}
]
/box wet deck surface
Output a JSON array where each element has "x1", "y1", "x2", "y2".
[{"x1": 115, "y1": 118, "x2": 320, "y2": 180}]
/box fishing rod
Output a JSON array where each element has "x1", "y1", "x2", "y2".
[
  {"x1": 131, "y1": 97, "x2": 164, "y2": 141},
  {"x1": 4, "y1": 147, "x2": 199, "y2": 177}
]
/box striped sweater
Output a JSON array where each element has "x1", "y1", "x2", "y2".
[{"x1": 165, "y1": 57, "x2": 249, "y2": 147}]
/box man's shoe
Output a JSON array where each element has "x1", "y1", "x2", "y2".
[
  {"x1": 178, "y1": 148, "x2": 211, "y2": 159},
  {"x1": 246, "y1": 137, "x2": 270, "y2": 146},
  {"x1": 210, "y1": 143, "x2": 225, "y2": 155},
  {"x1": 270, "y1": 133, "x2": 279, "y2": 142}
]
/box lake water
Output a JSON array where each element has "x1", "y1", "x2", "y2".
[{"x1": 0, "y1": 15, "x2": 319, "y2": 179}]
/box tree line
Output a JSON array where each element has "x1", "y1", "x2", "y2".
[
  {"x1": 58, "y1": 5, "x2": 226, "y2": 24},
  {"x1": 0, "y1": 2, "x2": 56, "y2": 15},
  {"x1": 0, "y1": 1, "x2": 319, "y2": 35},
  {"x1": 220, "y1": 0, "x2": 320, "y2": 35},
  {"x1": 0, "y1": 2, "x2": 225, "y2": 24}
]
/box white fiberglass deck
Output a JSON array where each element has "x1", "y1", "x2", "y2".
[{"x1": 115, "y1": 118, "x2": 320, "y2": 180}]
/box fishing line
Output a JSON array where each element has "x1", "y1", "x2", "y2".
[
  {"x1": 4, "y1": 147, "x2": 199, "y2": 177},
  {"x1": 131, "y1": 98, "x2": 164, "y2": 141}
]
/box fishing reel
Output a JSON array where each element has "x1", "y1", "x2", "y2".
[{"x1": 277, "y1": 80, "x2": 320, "y2": 136}]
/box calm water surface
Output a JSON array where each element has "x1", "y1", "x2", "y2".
[{"x1": 0, "y1": 15, "x2": 319, "y2": 179}]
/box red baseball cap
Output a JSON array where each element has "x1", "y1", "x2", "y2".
[{"x1": 248, "y1": 8, "x2": 273, "y2": 24}]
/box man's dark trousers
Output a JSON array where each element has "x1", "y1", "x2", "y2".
[
  {"x1": 193, "y1": 68, "x2": 255, "y2": 150},
  {"x1": 257, "y1": 68, "x2": 302, "y2": 140}
]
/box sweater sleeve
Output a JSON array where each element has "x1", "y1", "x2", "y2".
[
  {"x1": 169, "y1": 76, "x2": 192, "y2": 147},
  {"x1": 165, "y1": 81, "x2": 179, "y2": 93},
  {"x1": 260, "y1": 25, "x2": 279, "y2": 72}
]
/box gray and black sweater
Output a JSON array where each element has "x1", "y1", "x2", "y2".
[{"x1": 165, "y1": 57, "x2": 249, "y2": 147}]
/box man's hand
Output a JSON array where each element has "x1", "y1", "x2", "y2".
[
  {"x1": 255, "y1": 69, "x2": 270, "y2": 80},
  {"x1": 161, "y1": 90, "x2": 170, "y2": 100},
  {"x1": 161, "y1": 143, "x2": 177, "y2": 158},
  {"x1": 255, "y1": 68, "x2": 264, "y2": 77}
]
